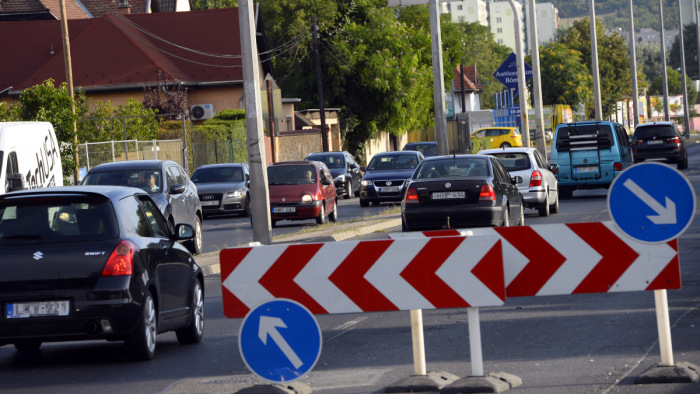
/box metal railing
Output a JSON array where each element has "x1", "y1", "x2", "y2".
[{"x1": 78, "y1": 139, "x2": 183, "y2": 172}]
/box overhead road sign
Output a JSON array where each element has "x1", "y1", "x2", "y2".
[
  {"x1": 608, "y1": 162, "x2": 696, "y2": 243},
  {"x1": 494, "y1": 52, "x2": 533, "y2": 91},
  {"x1": 239, "y1": 299, "x2": 321, "y2": 383},
  {"x1": 220, "y1": 236, "x2": 506, "y2": 318}
]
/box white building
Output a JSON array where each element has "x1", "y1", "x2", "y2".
[
  {"x1": 489, "y1": 1, "x2": 526, "y2": 51},
  {"x1": 525, "y1": 2, "x2": 559, "y2": 48},
  {"x1": 441, "y1": 0, "x2": 488, "y2": 26}
]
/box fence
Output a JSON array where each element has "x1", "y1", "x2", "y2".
[
  {"x1": 191, "y1": 139, "x2": 247, "y2": 170},
  {"x1": 78, "y1": 139, "x2": 183, "y2": 174}
]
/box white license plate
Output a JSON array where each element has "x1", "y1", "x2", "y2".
[
  {"x1": 201, "y1": 200, "x2": 219, "y2": 206},
  {"x1": 647, "y1": 140, "x2": 664, "y2": 145},
  {"x1": 432, "y1": 191, "x2": 466, "y2": 200},
  {"x1": 6, "y1": 300, "x2": 70, "y2": 319},
  {"x1": 273, "y1": 207, "x2": 296, "y2": 213},
  {"x1": 378, "y1": 186, "x2": 400, "y2": 193},
  {"x1": 574, "y1": 166, "x2": 598, "y2": 173}
]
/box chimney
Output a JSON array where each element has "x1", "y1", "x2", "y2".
[{"x1": 117, "y1": 0, "x2": 131, "y2": 15}]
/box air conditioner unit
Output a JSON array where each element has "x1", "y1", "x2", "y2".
[{"x1": 190, "y1": 104, "x2": 215, "y2": 120}]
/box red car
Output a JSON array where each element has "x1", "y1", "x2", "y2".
[{"x1": 267, "y1": 161, "x2": 338, "y2": 227}]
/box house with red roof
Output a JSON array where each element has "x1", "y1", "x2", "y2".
[
  {"x1": 0, "y1": 0, "x2": 188, "y2": 21},
  {"x1": 451, "y1": 64, "x2": 483, "y2": 114}
]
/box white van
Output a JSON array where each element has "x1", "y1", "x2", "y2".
[{"x1": 0, "y1": 122, "x2": 63, "y2": 194}]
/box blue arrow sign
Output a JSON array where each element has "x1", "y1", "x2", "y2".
[
  {"x1": 608, "y1": 162, "x2": 696, "y2": 243},
  {"x1": 493, "y1": 52, "x2": 533, "y2": 91},
  {"x1": 239, "y1": 299, "x2": 322, "y2": 383}
]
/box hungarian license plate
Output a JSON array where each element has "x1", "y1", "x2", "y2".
[
  {"x1": 201, "y1": 200, "x2": 219, "y2": 206},
  {"x1": 647, "y1": 140, "x2": 663, "y2": 145},
  {"x1": 432, "y1": 191, "x2": 465, "y2": 200},
  {"x1": 574, "y1": 166, "x2": 598, "y2": 173},
  {"x1": 273, "y1": 207, "x2": 296, "y2": 213},
  {"x1": 378, "y1": 186, "x2": 400, "y2": 193},
  {"x1": 6, "y1": 300, "x2": 70, "y2": 319}
]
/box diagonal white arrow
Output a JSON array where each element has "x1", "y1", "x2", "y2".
[
  {"x1": 258, "y1": 316, "x2": 303, "y2": 369},
  {"x1": 623, "y1": 179, "x2": 677, "y2": 225}
]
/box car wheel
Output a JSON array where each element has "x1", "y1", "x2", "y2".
[
  {"x1": 401, "y1": 218, "x2": 409, "y2": 232},
  {"x1": 14, "y1": 341, "x2": 41, "y2": 352},
  {"x1": 538, "y1": 193, "x2": 550, "y2": 217},
  {"x1": 501, "y1": 205, "x2": 510, "y2": 227},
  {"x1": 316, "y1": 203, "x2": 327, "y2": 225},
  {"x1": 241, "y1": 196, "x2": 251, "y2": 217},
  {"x1": 344, "y1": 180, "x2": 353, "y2": 199},
  {"x1": 176, "y1": 281, "x2": 204, "y2": 344},
  {"x1": 185, "y1": 216, "x2": 203, "y2": 255},
  {"x1": 550, "y1": 190, "x2": 560, "y2": 214},
  {"x1": 271, "y1": 220, "x2": 277, "y2": 228},
  {"x1": 360, "y1": 198, "x2": 369, "y2": 208},
  {"x1": 500, "y1": 142, "x2": 511, "y2": 148},
  {"x1": 126, "y1": 291, "x2": 157, "y2": 361},
  {"x1": 678, "y1": 152, "x2": 688, "y2": 170},
  {"x1": 329, "y1": 199, "x2": 338, "y2": 222},
  {"x1": 517, "y1": 203, "x2": 525, "y2": 226}
]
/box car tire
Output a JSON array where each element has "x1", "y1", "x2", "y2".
[
  {"x1": 316, "y1": 203, "x2": 327, "y2": 225},
  {"x1": 329, "y1": 199, "x2": 338, "y2": 222},
  {"x1": 241, "y1": 197, "x2": 251, "y2": 217},
  {"x1": 344, "y1": 180, "x2": 353, "y2": 199},
  {"x1": 185, "y1": 216, "x2": 203, "y2": 255},
  {"x1": 126, "y1": 291, "x2": 157, "y2": 361},
  {"x1": 538, "y1": 194, "x2": 550, "y2": 217},
  {"x1": 360, "y1": 198, "x2": 369, "y2": 208},
  {"x1": 517, "y1": 203, "x2": 525, "y2": 226},
  {"x1": 500, "y1": 142, "x2": 511, "y2": 148},
  {"x1": 176, "y1": 281, "x2": 204, "y2": 344},
  {"x1": 550, "y1": 190, "x2": 560, "y2": 214},
  {"x1": 271, "y1": 220, "x2": 277, "y2": 228},
  {"x1": 501, "y1": 205, "x2": 510, "y2": 227},
  {"x1": 14, "y1": 341, "x2": 42, "y2": 352},
  {"x1": 401, "y1": 218, "x2": 409, "y2": 232},
  {"x1": 678, "y1": 152, "x2": 688, "y2": 170}
]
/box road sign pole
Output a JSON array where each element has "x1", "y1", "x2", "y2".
[
  {"x1": 467, "y1": 307, "x2": 484, "y2": 377},
  {"x1": 654, "y1": 289, "x2": 674, "y2": 366},
  {"x1": 410, "y1": 309, "x2": 427, "y2": 375}
]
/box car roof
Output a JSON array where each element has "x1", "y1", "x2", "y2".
[
  {"x1": 479, "y1": 147, "x2": 535, "y2": 155},
  {"x1": 194, "y1": 163, "x2": 246, "y2": 169},
  {"x1": 421, "y1": 154, "x2": 489, "y2": 162},
  {"x1": 405, "y1": 141, "x2": 436, "y2": 146},
  {"x1": 270, "y1": 160, "x2": 318, "y2": 167},
  {"x1": 372, "y1": 151, "x2": 423, "y2": 157},
  {"x1": 635, "y1": 121, "x2": 674, "y2": 128},
  {"x1": 0, "y1": 185, "x2": 144, "y2": 201},
  {"x1": 87, "y1": 160, "x2": 176, "y2": 172},
  {"x1": 306, "y1": 151, "x2": 346, "y2": 157},
  {"x1": 474, "y1": 126, "x2": 515, "y2": 131}
]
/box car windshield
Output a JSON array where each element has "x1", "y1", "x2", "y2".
[
  {"x1": 488, "y1": 153, "x2": 530, "y2": 172},
  {"x1": 415, "y1": 157, "x2": 489, "y2": 179},
  {"x1": 268, "y1": 165, "x2": 316, "y2": 185},
  {"x1": 191, "y1": 166, "x2": 243, "y2": 183},
  {"x1": 404, "y1": 144, "x2": 437, "y2": 156},
  {"x1": 308, "y1": 155, "x2": 345, "y2": 169},
  {"x1": 83, "y1": 170, "x2": 162, "y2": 194},
  {"x1": 0, "y1": 195, "x2": 118, "y2": 243},
  {"x1": 367, "y1": 155, "x2": 419, "y2": 170}
]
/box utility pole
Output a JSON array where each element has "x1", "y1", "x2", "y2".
[
  {"x1": 660, "y1": 0, "x2": 670, "y2": 121},
  {"x1": 679, "y1": 0, "x2": 691, "y2": 138},
  {"x1": 429, "y1": 0, "x2": 449, "y2": 155},
  {"x1": 528, "y1": 0, "x2": 546, "y2": 156},
  {"x1": 507, "y1": 0, "x2": 530, "y2": 147},
  {"x1": 266, "y1": 79, "x2": 277, "y2": 163},
  {"x1": 239, "y1": 0, "x2": 272, "y2": 245},
  {"x1": 58, "y1": 0, "x2": 78, "y2": 184},
  {"x1": 589, "y1": 0, "x2": 603, "y2": 121},
  {"x1": 629, "y1": 0, "x2": 639, "y2": 128},
  {"x1": 312, "y1": 18, "x2": 329, "y2": 152}
]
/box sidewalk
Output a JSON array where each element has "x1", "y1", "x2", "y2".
[{"x1": 196, "y1": 211, "x2": 402, "y2": 277}]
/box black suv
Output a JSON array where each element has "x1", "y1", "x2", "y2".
[{"x1": 632, "y1": 122, "x2": 688, "y2": 169}]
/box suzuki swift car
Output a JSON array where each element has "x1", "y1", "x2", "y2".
[{"x1": 0, "y1": 186, "x2": 204, "y2": 360}]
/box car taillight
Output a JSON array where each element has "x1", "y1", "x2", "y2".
[
  {"x1": 479, "y1": 185, "x2": 496, "y2": 201},
  {"x1": 101, "y1": 240, "x2": 136, "y2": 276},
  {"x1": 668, "y1": 136, "x2": 680, "y2": 144},
  {"x1": 404, "y1": 186, "x2": 419, "y2": 204},
  {"x1": 529, "y1": 170, "x2": 542, "y2": 187},
  {"x1": 614, "y1": 162, "x2": 622, "y2": 171}
]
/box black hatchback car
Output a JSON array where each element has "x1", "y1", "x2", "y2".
[
  {"x1": 81, "y1": 160, "x2": 203, "y2": 254},
  {"x1": 0, "y1": 186, "x2": 204, "y2": 360},
  {"x1": 632, "y1": 122, "x2": 688, "y2": 169},
  {"x1": 305, "y1": 151, "x2": 362, "y2": 199}
]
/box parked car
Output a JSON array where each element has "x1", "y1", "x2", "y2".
[
  {"x1": 359, "y1": 151, "x2": 424, "y2": 207},
  {"x1": 401, "y1": 155, "x2": 524, "y2": 231},
  {"x1": 305, "y1": 151, "x2": 362, "y2": 199},
  {"x1": 478, "y1": 147, "x2": 559, "y2": 216},
  {"x1": 632, "y1": 121, "x2": 688, "y2": 169},
  {"x1": 402, "y1": 141, "x2": 438, "y2": 157},
  {"x1": 191, "y1": 163, "x2": 250, "y2": 218},
  {"x1": 267, "y1": 161, "x2": 337, "y2": 227},
  {"x1": 552, "y1": 121, "x2": 634, "y2": 199},
  {"x1": 0, "y1": 186, "x2": 204, "y2": 360},
  {"x1": 81, "y1": 160, "x2": 203, "y2": 254},
  {"x1": 471, "y1": 127, "x2": 523, "y2": 149}
]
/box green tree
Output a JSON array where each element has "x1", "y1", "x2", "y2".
[
  {"x1": 531, "y1": 42, "x2": 592, "y2": 107},
  {"x1": 669, "y1": 23, "x2": 699, "y2": 80},
  {"x1": 648, "y1": 68, "x2": 697, "y2": 115},
  {"x1": 191, "y1": 0, "x2": 237, "y2": 10},
  {"x1": 79, "y1": 98, "x2": 159, "y2": 142},
  {"x1": 637, "y1": 41, "x2": 663, "y2": 84}
]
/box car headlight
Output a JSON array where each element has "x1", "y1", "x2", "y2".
[
  {"x1": 226, "y1": 190, "x2": 244, "y2": 198},
  {"x1": 301, "y1": 194, "x2": 313, "y2": 203},
  {"x1": 334, "y1": 175, "x2": 344, "y2": 182},
  {"x1": 361, "y1": 179, "x2": 373, "y2": 186}
]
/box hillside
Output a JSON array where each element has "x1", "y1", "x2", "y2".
[{"x1": 551, "y1": 0, "x2": 681, "y2": 32}]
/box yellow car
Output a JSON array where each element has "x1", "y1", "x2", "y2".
[{"x1": 471, "y1": 127, "x2": 523, "y2": 149}]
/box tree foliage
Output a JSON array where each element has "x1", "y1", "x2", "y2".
[
  {"x1": 669, "y1": 23, "x2": 700, "y2": 80},
  {"x1": 533, "y1": 42, "x2": 592, "y2": 107},
  {"x1": 142, "y1": 71, "x2": 190, "y2": 120},
  {"x1": 648, "y1": 68, "x2": 698, "y2": 107},
  {"x1": 637, "y1": 41, "x2": 663, "y2": 84},
  {"x1": 79, "y1": 98, "x2": 159, "y2": 142}
]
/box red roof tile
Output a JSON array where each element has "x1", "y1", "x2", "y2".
[{"x1": 453, "y1": 65, "x2": 483, "y2": 93}]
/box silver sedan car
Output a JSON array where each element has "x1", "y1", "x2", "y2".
[
  {"x1": 478, "y1": 147, "x2": 559, "y2": 216},
  {"x1": 191, "y1": 163, "x2": 250, "y2": 218}
]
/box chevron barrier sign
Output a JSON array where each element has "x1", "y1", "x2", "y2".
[
  {"x1": 389, "y1": 221, "x2": 681, "y2": 297},
  {"x1": 220, "y1": 235, "x2": 506, "y2": 318}
]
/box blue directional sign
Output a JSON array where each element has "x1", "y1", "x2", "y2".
[
  {"x1": 239, "y1": 299, "x2": 322, "y2": 383},
  {"x1": 493, "y1": 52, "x2": 533, "y2": 91},
  {"x1": 608, "y1": 162, "x2": 696, "y2": 243}
]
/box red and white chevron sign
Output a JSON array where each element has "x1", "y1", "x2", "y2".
[
  {"x1": 389, "y1": 221, "x2": 681, "y2": 297},
  {"x1": 220, "y1": 236, "x2": 506, "y2": 318}
]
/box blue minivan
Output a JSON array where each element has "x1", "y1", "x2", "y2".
[{"x1": 551, "y1": 121, "x2": 634, "y2": 198}]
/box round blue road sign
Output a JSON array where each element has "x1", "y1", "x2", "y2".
[
  {"x1": 238, "y1": 299, "x2": 322, "y2": 383},
  {"x1": 608, "y1": 162, "x2": 696, "y2": 243}
]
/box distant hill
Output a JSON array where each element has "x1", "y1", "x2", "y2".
[{"x1": 551, "y1": 0, "x2": 681, "y2": 32}]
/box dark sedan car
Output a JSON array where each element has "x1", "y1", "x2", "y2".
[
  {"x1": 359, "y1": 151, "x2": 424, "y2": 207},
  {"x1": 402, "y1": 141, "x2": 438, "y2": 157},
  {"x1": 401, "y1": 155, "x2": 524, "y2": 231},
  {"x1": 0, "y1": 186, "x2": 204, "y2": 360},
  {"x1": 632, "y1": 121, "x2": 688, "y2": 169},
  {"x1": 191, "y1": 163, "x2": 250, "y2": 218},
  {"x1": 305, "y1": 151, "x2": 362, "y2": 199},
  {"x1": 81, "y1": 160, "x2": 203, "y2": 254}
]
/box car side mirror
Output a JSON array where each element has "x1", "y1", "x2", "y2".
[
  {"x1": 322, "y1": 178, "x2": 333, "y2": 186},
  {"x1": 360, "y1": 166, "x2": 366, "y2": 172},
  {"x1": 175, "y1": 223, "x2": 194, "y2": 241},
  {"x1": 169, "y1": 184, "x2": 186, "y2": 195},
  {"x1": 512, "y1": 176, "x2": 523, "y2": 184},
  {"x1": 7, "y1": 173, "x2": 27, "y2": 192}
]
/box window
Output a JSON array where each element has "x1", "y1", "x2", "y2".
[
  {"x1": 165, "y1": 166, "x2": 179, "y2": 188},
  {"x1": 138, "y1": 196, "x2": 170, "y2": 237},
  {"x1": 497, "y1": 28, "x2": 503, "y2": 34},
  {"x1": 457, "y1": 5, "x2": 462, "y2": 11},
  {"x1": 496, "y1": 17, "x2": 502, "y2": 23}
]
